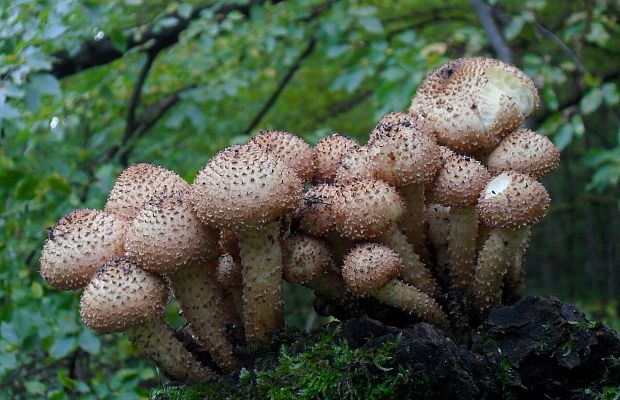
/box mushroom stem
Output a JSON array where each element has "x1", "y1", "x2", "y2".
[
  {"x1": 473, "y1": 227, "x2": 529, "y2": 311},
  {"x1": 446, "y1": 206, "x2": 478, "y2": 294},
  {"x1": 238, "y1": 221, "x2": 284, "y2": 346},
  {"x1": 125, "y1": 315, "x2": 213, "y2": 382},
  {"x1": 399, "y1": 183, "x2": 428, "y2": 259},
  {"x1": 373, "y1": 280, "x2": 449, "y2": 330},
  {"x1": 502, "y1": 228, "x2": 531, "y2": 304},
  {"x1": 377, "y1": 225, "x2": 440, "y2": 298},
  {"x1": 167, "y1": 262, "x2": 237, "y2": 372}
]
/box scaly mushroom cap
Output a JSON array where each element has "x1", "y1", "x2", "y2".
[
  {"x1": 431, "y1": 154, "x2": 491, "y2": 207},
  {"x1": 283, "y1": 234, "x2": 333, "y2": 284},
  {"x1": 215, "y1": 253, "x2": 242, "y2": 289},
  {"x1": 369, "y1": 112, "x2": 431, "y2": 143},
  {"x1": 334, "y1": 146, "x2": 375, "y2": 184},
  {"x1": 410, "y1": 57, "x2": 539, "y2": 153},
  {"x1": 314, "y1": 135, "x2": 360, "y2": 183},
  {"x1": 40, "y1": 209, "x2": 127, "y2": 290},
  {"x1": 368, "y1": 124, "x2": 441, "y2": 187},
  {"x1": 298, "y1": 184, "x2": 339, "y2": 236},
  {"x1": 248, "y1": 130, "x2": 315, "y2": 181},
  {"x1": 342, "y1": 244, "x2": 403, "y2": 296},
  {"x1": 426, "y1": 204, "x2": 451, "y2": 247},
  {"x1": 80, "y1": 257, "x2": 168, "y2": 334},
  {"x1": 487, "y1": 129, "x2": 560, "y2": 179},
  {"x1": 477, "y1": 171, "x2": 550, "y2": 229},
  {"x1": 105, "y1": 163, "x2": 190, "y2": 220},
  {"x1": 124, "y1": 191, "x2": 219, "y2": 274},
  {"x1": 333, "y1": 179, "x2": 405, "y2": 240},
  {"x1": 190, "y1": 145, "x2": 303, "y2": 231}
]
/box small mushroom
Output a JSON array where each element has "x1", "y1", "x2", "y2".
[
  {"x1": 40, "y1": 209, "x2": 127, "y2": 291},
  {"x1": 313, "y1": 134, "x2": 360, "y2": 183},
  {"x1": 473, "y1": 172, "x2": 550, "y2": 311},
  {"x1": 248, "y1": 130, "x2": 315, "y2": 182},
  {"x1": 215, "y1": 253, "x2": 244, "y2": 324},
  {"x1": 80, "y1": 257, "x2": 212, "y2": 382},
  {"x1": 342, "y1": 244, "x2": 449, "y2": 329}
]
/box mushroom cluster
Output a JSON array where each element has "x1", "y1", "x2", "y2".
[{"x1": 39, "y1": 57, "x2": 559, "y2": 381}]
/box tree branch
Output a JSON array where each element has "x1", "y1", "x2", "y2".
[
  {"x1": 123, "y1": 52, "x2": 158, "y2": 149},
  {"x1": 469, "y1": 0, "x2": 514, "y2": 63},
  {"x1": 50, "y1": 0, "x2": 283, "y2": 79}
]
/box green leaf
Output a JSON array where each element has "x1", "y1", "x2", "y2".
[
  {"x1": 601, "y1": 82, "x2": 619, "y2": 105},
  {"x1": 543, "y1": 86, "x2": 558, "y2": 111},
  {"x1": 1, "y1": 322, "x2": 19, "y2": 345},
  {"x1": 78, "y1": 329, "x2": 101, "y2": 355},
  {"x1": 0, "y1": 100, "x2": 20, "y2": 119},
  {"x1": 49, "y1": 336, "x2": 76, "y2": 360},
  {"x1": 177, "y1": 3, "x2": 193, "y2": 19},
  {"x1": 24, "y1": 381, "x2": 46, "y2": 395},
  {"x1": 554, "y1": 124, "x2": 573, "y2": 151},
  {"x1": 0, "y1": 353, "x2": 18, "y2": 374},
  {"x1": 580, "y1": 88, "x2": 603, "y2": 114},
  {"x1": 504, "y1": 16, "x2": 525, "y2": 40},
  {"x1": 14, "y1": 177, "x2": 38, "y2": 200},
  {"x1": 30, "y1": 74, "x2": 61, "y2": 96},
  {"x1": 359, "y1": 16, "x2": 383, "y2": 34},
  {"x1": 110, "y1": 29, "x2": 127, "y2": 52}
]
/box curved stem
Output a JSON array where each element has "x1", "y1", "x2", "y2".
[{"x1": 126, "y1": 315, "x2": 213, "y2": 382}]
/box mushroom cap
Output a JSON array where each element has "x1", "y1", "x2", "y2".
[
  {"x1": 431, "y1": 154, "x2": 491, "y2": 207},
  {"x1": 79, "y1": 257, "x2": 168, "y2": 334},
  {"x1": 124, "y1": 191, "x2": 219, "y2": 274},
  {"x1": 342, "y1": 244, "x2": 403, "y2": 295},
  {"x1": 425, "y1": 203, "x2": 451, "y2": 247},
  {"x1": 40, "y1": 209, "x2": 127, "y2": 291},
  {"x1": 313, "y1": 134, "x2": 360, "y2": 183},
  {"x1": 190, "y1": 145, "x2": 304, "y2": 231},
  {"x1": 215, "y1": 253, "x2": 242, "y2": 289},
  {"x1": 410, "y1": 57, "x2": 539, "y2": 153},
  {"x1": 298, "y1": 184, "x2": 339, "y2": 236},
  {"x1": 333, "y1": 179, "x2": 405, "y2": 240},
  {"x1": 487, "y1": 129, "x2": 560, "y2": 179},
  {"x1": 369, "y1": 112, "x2": 436, "y2": 143},
  {"x1": 283, "y1": 234, "x2": 333, "y2": 284},
  {"x1": 368, "y1": 124, "x2": 441, "y2": 187},
  {"x1": 334, "y1": 146, "x2": 375, "y2": 184},
  {"x1": 105, "y1": 163, "x2": 190, "y2": 220},
  {"x1": 248, "y1": 130, "x2": 315, "y2": 182},
  {"x1": 477, "y1": 171, "x2": 550, "y2": 229}
]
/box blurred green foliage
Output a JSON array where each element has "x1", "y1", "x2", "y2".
[{"x1": 0, "y1": 0, "x2": 619, "y2": 398}]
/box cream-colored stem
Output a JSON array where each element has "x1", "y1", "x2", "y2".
[
  {"x1": 167, "y1": 263, "x2": 237, "y2": 372},
  {"x1": 126, "y1": 315, "x2": 213, "y2": 382},
  {"x1": 399, "y1": 183, "x2": 428, "y2": 259},
  {"x1": 373, "y1": 280, "x2": 449, "y2": 330},
  {"x1": 447, "y1": 206, "x2": 478, "y2": 295},
  {"x1": 473, "y1": 227, "x2": 528, "y2": 311},
  {"x1": 377, "y1": 225, "x2": 440, "y2": 298},
  {"x1": 238, "y1": 221, "x2": 284, "y2": 347},
  {"x1": 503, "y1": 228, "x2": 531, "y2": 303}
]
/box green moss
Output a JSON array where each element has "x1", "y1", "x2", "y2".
[{"x1": 150, "y1": 326, "x2": 421, "y2": 400}]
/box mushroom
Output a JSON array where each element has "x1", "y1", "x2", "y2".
[
  {"x1": 369, "y1": 111, "x2": 437, "y2": 142},
  {"x1": 334, "y1": 146, "x2": 375, "y2": 185},
  {"x1": 104, "y1": 163, "x2": 190, "y2": 220},
  {"x1": 410, "y1": 57, "x2": 540, "y2": 154},
  {"x1": 430, "y1": 154, "x2": 491, "y2": 295},
  {"x1": 473, "y1": 172, "x2": 550, "y2": 311},
  {"x1": 190, "y1": 145, "x2": 303, "y2": 346},
  {"x1": 367, "y1": 121, "x2": 442, "y2": 257},
  {"x1": 247, "y1": 130, "x2": 315, "y2": 182},
  {"x1": 342, "y1": 244, "x2": 449, "y2": 329},
  {"x1": 124, "y1": 190, "x2": 237, "y2": 372},
  {"x1": 313, "y1": 134, "x2": 360, "y2": 183},
  {"x1": 40, "y1": 209, "x2": 127, "y2": 290},
  {"x1": 80, "y1": 257, "x2": 212, "y2": 382},
  {"x1": 215, "y1": 253, "x2": 244, "y2": 324}
]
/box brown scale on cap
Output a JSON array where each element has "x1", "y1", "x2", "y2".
[
  {"x1": 473, "y1": 172, "x2": 550, "y2": 312},
  {"x1": 40, "y1": 209, "x2": 127, "y2": 291},
  {"x1": 410, "y1": 57, "x2": 539, "y2": 154},
  {"x1": 190, "y1": 144, "x2": 303, "y2": 347},
  {"x1": 105, "y1": 163, "x2": 190, "y2": 220},
  {"x1": 342, "y1": 244, "x2": 449, "y2": 329},
  {"x1": 334, "y1": 146, "x2": 375, "y2": 185},
  {"x1": 248, "y1": 130, "x2": 315, "y2": 182},
  {"x1": 80, "y1": 257, "x2": 212, "y2": 381},
  {"x1": 313, "y1": 134, "x2": 360, "y2": 183},
  {"x1": 430, "y1": 154, "x2": 491, "y2": 297},
  {"x1": 369, "y1": 112, "x2": 436, "y2": 143},
  {"x1": 125, "y1": 190, "x2": 219, "y2": 274},
  {"x1": 487, "y1": 129, "x2": 560, "y2": 179}
]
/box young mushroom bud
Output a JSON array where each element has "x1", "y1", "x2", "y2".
[
  {"x1": 215, "y1": 253, "x2": 244, "y2": 325},
  {"x1": 473, "y1": 172, "x2": 550, "y2": 312},
  {"x1": 430, "y1": 154, "x2": 491, "y2": 296},
  {"x1": 190, "y1": 145, "x2": 303, "y2": 347},
  {"x1": 247, "y1": 130, "x2": 315, "y2": 182},
  {"x1": 80, "y1": 257, "x2": 212, "y2": 382},
  {"x1": 342, "y1": 244, "x2": 449, "y2": 329},
  {"x1": 410, "y1": 57, "x2": 540, "y2": 154},
  {"x1": 105, "y1": 163, "x2": 190, "y2": 220},
  {"x1": 124, "y1": 190, "x2": 237, "y2": 372},
  {"x1": 313, "y1": 134, "x2": 360, "y2": 183},
  {"x1": 40, "y1": 209, "x2": 127, "y2": 290}
]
